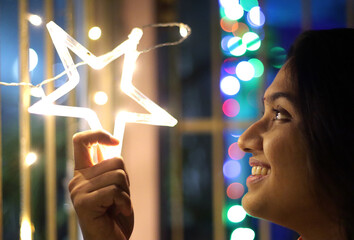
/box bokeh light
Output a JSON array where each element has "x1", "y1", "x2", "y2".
[
  {"x1": 220, "y1": 18, "x2": 238, "y2": 33},
  {"x1": 247, "y1": 6, "x2": 265, "y2": 27},
  {"x1": 222, "y1": 58, "x2": 237, "y2": 74},
  {"x1": 220, "y1": 76, "x2": 240, "y2": 96},
  {"x1": 219, "y1": 0, "x2": 238, "y2": 8},
  {"x1": 223, "y1": 160, "x2": 241, "y2": 178},
  {"x1": 88, "y1": 26, "x2": 102, "y2": 40},
  {"x1": 228, "y1": 37, "x2": 247, "y2": 56},
  {"x1": 270, "y1": 47, "x2": 287, "y2": 68},
  {"x1": 221, "y1": 35, "x2": 234, "y2": 52},
  {"x1": 227, "y1": 182, "x2": 245, "y2": 199},
  {"x1": 242, "y1": 32, "x2": 261, "y2": 51},
  {"x1": 227, "y1": 205, "x2": 247, "y2": 223},
  {"x1": 25, "y1": 152, "x2": 37, "y2": 166},
  {"x1": 228, "y1": 142, "x2": 245, "y2": 160},
  {"x1": 232, "y1": 22, "x2": 249, "y2": 37},
  {"x1": 236, "y1": 61, "x2": 255, "y2": 81},
  {"x1": 224, "y1": 4, "x2": 244, "y2": 20},
  {"x1": 222, "y1": 99, "x2": 240, "y2": 117},
  {"x1": 248, "y1": 58, "x2": 264, "y2": 77},
  {"x1": 28, "y1": 14, "x2": 42, "y2": 26},
  {"x1": 240, "y1": 0, "x2": 259, "y2": 12},
  {"x1": 29, "y1": 48, "x2": 38, "y2": 72},
  {"x1": 231, "y1": 228, "x2": 255, "y2": 240}
]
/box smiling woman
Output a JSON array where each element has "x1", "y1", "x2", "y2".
[{"x1": 238, "y1": 29, "x2": 354, "y2": 240}]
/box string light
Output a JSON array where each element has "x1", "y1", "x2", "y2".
[
  {"x1": 219, "y1": 0, "x2": 263, "y2": 239},
  {"x1": 0, "y1": 21, "x2": 190, "y2": 158}
]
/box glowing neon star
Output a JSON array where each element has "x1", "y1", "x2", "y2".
[{"x1": 28, "y1": 21, "x2": 178, "y2": 158}]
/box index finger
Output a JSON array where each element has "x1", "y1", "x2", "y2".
[{"x1": 73, "y1": 130, "x2": 119, "y2": 170}]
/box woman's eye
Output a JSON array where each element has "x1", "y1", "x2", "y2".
[{"x1": 272, "y1": 108, "x2": 291, "y2": 121}]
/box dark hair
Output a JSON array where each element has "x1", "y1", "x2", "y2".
[{"x1": 286, "y1": 29, "x2": 354, "y2": 239}]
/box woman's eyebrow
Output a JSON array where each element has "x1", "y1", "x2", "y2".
[{"x1": 263, "y1": 92, "x2": 296, "y2": 105}]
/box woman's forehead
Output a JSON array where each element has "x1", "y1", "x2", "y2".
[{"x1": 264, "y1": 66, "x2": 295, "y2": 99}]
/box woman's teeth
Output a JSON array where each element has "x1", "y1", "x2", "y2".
[{"x1": 251, "y1": 166, "x2": 271, "y2": 176}]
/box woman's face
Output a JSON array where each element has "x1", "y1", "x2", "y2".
[{"x1": 238, "y1": 66, "x2": 319, "y2": 229}]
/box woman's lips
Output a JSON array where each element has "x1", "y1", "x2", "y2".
[
  {"x1": 247, "y1": 158, "x2": 271, "y2": 186},
  {"x1": 246, "y1": 174, "x2": 270, "y2": 186}
]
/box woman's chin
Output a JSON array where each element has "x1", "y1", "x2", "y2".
[{"x1": 241, "y1": 192, "x2": 265, "y2": 219}]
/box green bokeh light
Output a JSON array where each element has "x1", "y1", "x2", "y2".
[
  {"x1": 242, "y1": 32, "x2": 261, "y2": 51},
  {"x1": 240, "y1": 0, "x2": 259, "y2": 12},
  {"x1": 248, "y1": 58, "x2": 264, "y2": 77},
  {"x1": 270, "y1": 46, "x2": 287, "y2": 68}
]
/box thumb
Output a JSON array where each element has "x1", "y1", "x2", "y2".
[{"x1": 73, "y1": 130, "x2": 119, "y2": 170}]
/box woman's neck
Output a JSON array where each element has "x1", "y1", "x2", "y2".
[{"x1": 297, "y1": 219, "x2": 344, "y2": 240}]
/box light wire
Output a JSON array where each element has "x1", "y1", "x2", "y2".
[{"x1": 0, "y1": 22, "x2": 191, "y2": 91}]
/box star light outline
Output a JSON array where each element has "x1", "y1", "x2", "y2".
[{"x1": 28, "y1": 21, "x2": 177, "y2": 157}]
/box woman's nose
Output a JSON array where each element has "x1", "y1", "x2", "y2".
[{"x1": 238, "y1": 120, "x2": 264, "y2": 153}]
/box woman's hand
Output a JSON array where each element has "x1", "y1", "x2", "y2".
[{"x1": 68, "y1": 130, "x2": 134, "y2": 240}]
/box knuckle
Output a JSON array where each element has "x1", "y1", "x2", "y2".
[
  {"x1": 114, "y1": 169, "x2": 127, "y2": 182},
  {"x1": 108, "y1": 185, "x2": 119, "y2": 195},
  {"x1": 68, "y1": 174, "x2": 81, "y2": 192},
  {"x1": 110, "y1": 157, "x2": 125, "y2": 169},
  {"x1": 72, "y1": 196, "x2": 85, "y2": 210},
  {"x1": 72, "y1": 132, "x2": 84, "y2": 144},
  {"x1": 68, "y1": 178, "x2": 76, "y2": 192}
]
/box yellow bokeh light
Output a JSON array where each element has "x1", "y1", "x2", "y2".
[{"x1": 88, "y1": 26, "x2": 102, "y2": 40}]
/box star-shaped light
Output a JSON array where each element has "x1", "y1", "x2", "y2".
[{"x1": 28, "y1": 21, "x2": 178, "y2": 158}]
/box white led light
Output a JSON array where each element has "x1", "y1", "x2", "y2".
[
  {"x1": 227, "y1": 205, "x2": 247, "y2": 223},
  {"x1": 231, "y1": 228, "x2": 255, "y2": 240},
  {"x1": 236, "y1": 61, "x2": 255, "y2": 81},
  {"x1": 220, "y1": 0, "x2": 239, "y2": 8},
  {"x1": 242, "y1": 32, "x2": 261, "y2": 51},
  {"x1": 25, "y1": 152, "x2": 37, "y2": 166},
  {"x1": 94, "y1": 91, "x2": 108, "y2": 105},
  {"x1": 88, "y1": 26, "x2": 102, "y2": 40},
  {"x1": 227, "y1": 37, "x2": 246, "y2": 56},
  {"x1": 247, "y1": 6, "x2": 265, "y2": 27},
  {"x1": 179, "y1": 25, "x2": 188, "y2": 38},
  {"x1": 20, "y1": 218, "x2": 32, "y2": 240},
  {"x1": 29, "y1": 48, "x2": 38, "y2": 72},
  {"x1": 220, "y1": 76, "x2": 240, "y2": 95},
  {"x1": 28, "y1": 14, "x2": 42, "y2": 26},
  {"x1": 224, "y1": 4, "x2": 244, "y2": 20}
]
